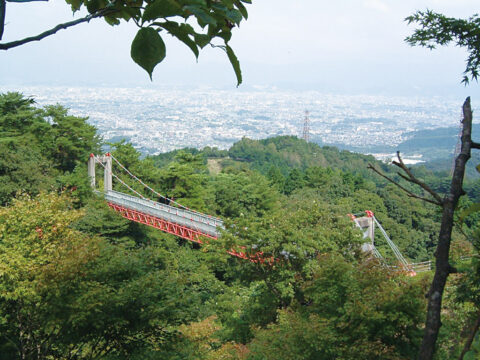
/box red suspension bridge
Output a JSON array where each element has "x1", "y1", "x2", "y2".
[{"x1": 88, "y1": 153, "x2": 431, "y2": 271}]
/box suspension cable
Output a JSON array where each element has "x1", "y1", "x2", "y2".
[
  {"x1": 110, "y1": 154, "x2": 204, "y2": 215},
  {"x1": 373, "y1": 216, "x2": 411, "y2": 269},
  {"x1": 98, "y1": 156, "x2": 207, "y2": 233},
  {"x1": 95, "y1": 156, "x2": 145, "y2": 200}
]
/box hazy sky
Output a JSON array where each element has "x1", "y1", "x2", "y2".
[{"x1": 1, "y1": 0, "x2": 479, "y2": 96}]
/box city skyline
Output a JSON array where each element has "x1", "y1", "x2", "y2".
[{"x1": 2, "y1": 85, "x2": 468, "y2": 161}]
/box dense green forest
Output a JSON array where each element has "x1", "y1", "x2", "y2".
[{"x1": 1, "y1": 92, "x2": 479, "y2": 359}]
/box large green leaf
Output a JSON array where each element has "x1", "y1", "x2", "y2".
[
  {"x1": 226, "y1": 45, "x2": 242, "y2": 86},
  {"x1": 162, "y1": 22, "x2": 199, "y2": 58},
  {"x1": 143, "y1": 0, "x2": 183, "y2": 22},
  {"x1": 184, "y1": 5, "x2": 217, "y2": 27},
  {"x1": 131, "y1": 28, "x2": 166, "y2": 80},
  {"x1": 235, "y1": 1, "x2": 248, "y2": 19},
  {"x1": 226, "y1": 9, "x2": 243, "y2": 25},
  {"x1": 85, "y1": 0, "x2": 107, "y2": 14},
  {"x1": 194, "y1": 33, "x2": 211, "y2": 48}
]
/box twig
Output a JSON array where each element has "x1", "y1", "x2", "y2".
[
  {"x1": 0, "y1": 7, "x2": 116, "y2": 50},
  {"x1": 391, "y1": 151, "x2": 444, "y2": 205},
  {"x1": 367, "y1": 163, "x2": 443, "y2": 206}
]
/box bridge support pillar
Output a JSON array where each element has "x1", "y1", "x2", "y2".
[
  {"x1": 354, "y1": 216, "x2": 375, "y2": 252},
  {"x1": 103, "y1": 154, "x2": 112, "y2": 192},
  {"x1": 88, "y1": 154, "x2": 96, "y2": 188},
  {"x1": 87, "y1": 153, "x2": 112, "y2": 192}
]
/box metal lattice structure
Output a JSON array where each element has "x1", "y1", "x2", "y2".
[{"x1": 302, "y1": 110, "x2": 310, "y2": 142}]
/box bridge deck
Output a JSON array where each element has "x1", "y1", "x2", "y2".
[{"x1": 104, "y1": 190, "x2": 224, "y2": 238}]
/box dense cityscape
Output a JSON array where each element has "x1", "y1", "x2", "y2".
[{"x1": 2, "y1": 86, "x2": 467, "y2": 157}]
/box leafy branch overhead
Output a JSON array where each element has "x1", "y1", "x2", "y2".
[
  {"x1": 406, "y1": 10, "x2": 480, "y2": 85},
  {"x1": 0, "y1": 0, "x2": 250, "y2": 85}
]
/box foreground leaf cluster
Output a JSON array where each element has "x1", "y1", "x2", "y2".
[{"x1": 65, "y1": 0, "x2": 250, "y2": 84}]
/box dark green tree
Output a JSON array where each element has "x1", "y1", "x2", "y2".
[
  {"x1": 0, "y1": 192, "x2": 223, "y2": 359},
  {"x1": 0, "y1": 92, "x2": 100, "y2": 204},
  {"x1": 246, "y1": 255, "x2": 428, "y2": 360},
  {"x1": 159, "y1": 151, "x2": 209, "y2": 210}
]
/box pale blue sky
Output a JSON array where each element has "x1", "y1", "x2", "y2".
[{"x1": 0, "y1": 0, "x2": 479, "y2": 96}]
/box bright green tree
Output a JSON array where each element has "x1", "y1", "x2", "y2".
[{"x1": 0, "y1": 192, "x2": 224, "y2": 359}]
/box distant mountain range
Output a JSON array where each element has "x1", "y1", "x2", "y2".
[{"x1": 315, "y1": 124, "x2": 480, "y2": 178}]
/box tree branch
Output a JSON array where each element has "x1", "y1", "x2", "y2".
[
  {"x1": 367, "y1": 163, "x2": 443, "y2": 206},
  {"x1": 0, "y1": 7, "x2": 115, "y2": 50},
  {"x1": 391, "y1": 151, "x2": 444, "y2": 205},
  {"x1": 459, "y1": 310, "x2": 480, "y2": 360},
  {"x1": 471, "y1": 141, "x2": 480, "y2": 149},
  {"x1": 0, "y1": 0, "x2": 5, "y2": 40}
]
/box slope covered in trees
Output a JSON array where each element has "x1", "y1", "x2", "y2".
[{"x1": 0, "y1": 92, "x2": 479, "y2": 359}]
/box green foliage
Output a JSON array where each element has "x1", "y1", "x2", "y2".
[
  {"x1": 150, "y1": 147, "x2": 202, "y2": 168},
  {"x1": 228, "y1": 136, "x2": 387, "y2": 183},
  {"x1": 0, "y1": 92, "x2": 100, "y2": 204},
  {"x1": 212, "y1": 169, "x2": 278, "y2": 218},
  {"x1": 1, "y1": 90, "x2": 475, "y2": 359},
  {"x1": 0, "y1": 192, "x2": 224, "y2": 359},
  {"x1": 464, "y1": 332, "x2": 480, "y2": 360},
  {"x1": 56, "y1": 163, "x2": 93, "y2": 207},
  {"x1": 215, "y1": 192, "x2": 365, "y2": 340},
  {"x1": 131, "y1": 27, "x2": 166, "y2": 80},
  {"x1": 41, "y1": 104, "x2": 101, "y2": 172},
  {"x1": 406, "y1": 10, "x2": 480, "y2": 84},
  {"x1": 246, "y1": 256, "x2": 428, "y2": 360},
  {"x1": 159, "y1": 151, "x2": 209, "y2": 210},
  {"x1": 73, "y1": 196, "x2": 146, "y2": 246},
  {"x1": 66, "y1": 0, "x2": 251, "y2": 84},
  {"x1": 0, "y1": 140, "x2": 56, "y2": 205}
]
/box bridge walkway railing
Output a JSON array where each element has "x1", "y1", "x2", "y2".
[{"x1": 104, "y1": 190, "x2": 224, "y2": 238}]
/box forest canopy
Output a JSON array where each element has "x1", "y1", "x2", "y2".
[{"x1": 0, "y1": 92, "x2": 479, "y2": 359}]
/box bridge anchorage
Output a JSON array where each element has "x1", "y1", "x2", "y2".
[{"x1": 349, "y1": 211, "x2": 432, "y2": 274}]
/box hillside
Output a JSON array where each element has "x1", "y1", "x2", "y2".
[{"x1": 0, "y1": 93, "x2": 478, "y2": 359}]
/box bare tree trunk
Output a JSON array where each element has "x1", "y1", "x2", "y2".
[
  {"x1": 419, "y1": 97, "x2": 474, "y2": 359},
  {"x1": 459, "y1": 310, "x2": 480, "y2": 360}
]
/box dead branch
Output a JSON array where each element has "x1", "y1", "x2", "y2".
[
  {"x1": 391, "y1": 151, "x2": 444, "y2": 205},
  {"x1": 471, "y1": 141, "x2": 480, "y2": 149},
  {"x1": 367, "y1": 163, "x2": 443, "y2": 206}
]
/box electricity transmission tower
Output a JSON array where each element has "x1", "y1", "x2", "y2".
[{"x1": 302, "y1": 110, "x2": 310, "y2": 142}]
